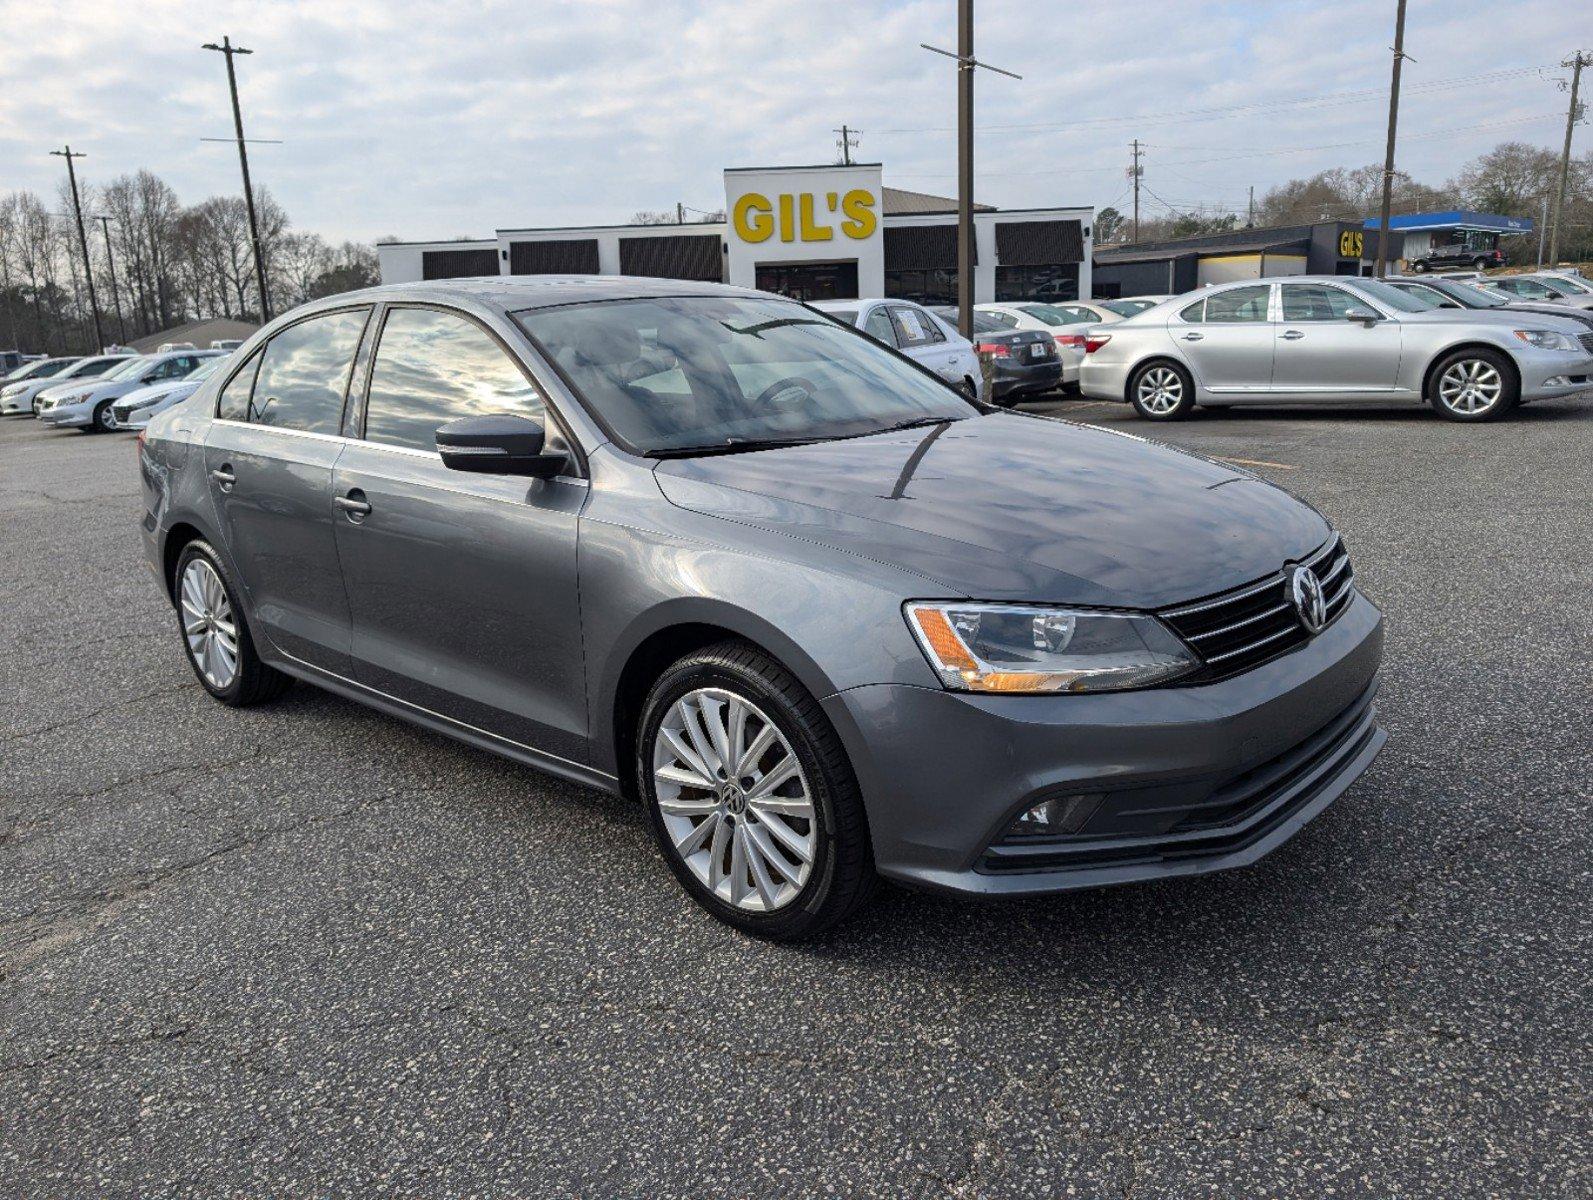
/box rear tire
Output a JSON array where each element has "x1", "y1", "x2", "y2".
[
  {"x1": 637, "y1": 640, "x2": 876, "y2": 940},
  {"x1": 1427, "y1": 347, "x2": 1518, "y2": 422},
  {"x1": 173, "y1": 540, "x2": 293, "y2": 706},
  {"x1": 1411, "y1": 260, "x2": 1428, "y2": 274},
  {"x1": 1128, "y1": 360, "x2": 1196, "y2": 420}
]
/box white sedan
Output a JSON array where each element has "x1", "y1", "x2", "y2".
[
  {"x1": 810, "y1": 299, "x2": 982, "y2": 398},
  {"x1": 109, "y1": 356, "x2": 230, "y2": 430},
  {"x1": 36, "y1": 350, "x2": 223, "y2": 432}
]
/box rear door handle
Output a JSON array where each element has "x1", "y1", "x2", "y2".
[
  {"x1": 335, "y1": 491, "x2": 372, "y2": 521},
  {"x1": 209, "y1": 466, "x2": 235, "y2": 492},
  {"x1": 1281, "y1": 330, "x2": 1306, "y2": 340},
  {"x1": 1182, "y1": 332, "x2": 1204, "y2": 341}
]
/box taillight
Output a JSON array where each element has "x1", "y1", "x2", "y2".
[
  {"x1": 975, "y1": 342, "x2": 1011, "y2": 358},
  {"x1": 1084, "y1": 334, "x2": 1113, "y2": 353},
  {"x1": 1053, "y1": 334, "x2": 1086, "y2": 349}
]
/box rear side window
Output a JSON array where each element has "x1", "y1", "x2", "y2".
[
  {"x1": 1204, "y1": 286, "x2": 1271, "y2": 323},
  {"x1": 979, "y1": 310, "x2": 1019, "y2": 329},
  {"x1": 890, "y1": 305, "x2": 943, "y2": 347},
  {"x1": 1180, "y1": 299, "x2": 1205, "y2": 323},
  {"x1": 862, "y1": 307, "x2": 898, "y2": 346},
  {"x1": 249, "y1": 308, "x2": 370, "y2": 434},
  {"x1": 363, "y1": 308, "x2": 545, "y2": 452},
  {"x1": 215, "y1": 350, "x2": 263, "y2": 421}
]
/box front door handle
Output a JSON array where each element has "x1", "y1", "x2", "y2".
[
  {"x1": 1182, "y1": 332, "x2": 1204, "y2": 341},
  {"x1": 210, "y1": 465, "x2": 235, "y2": 492},
  {"x1": 1281, "y1": 330, "x2": 1306, "y2": 340},
  {"x1": 335, "y1": 491, "x2": 372, "y2": 522}
]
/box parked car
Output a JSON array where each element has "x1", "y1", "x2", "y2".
[
  {"x1": 1080, "y1": 275, "x2": 1593, "y2": 422},
  {"x1": 1383, "y1": 275, "x2": 1593, "y2": 331},
  {"x1": 972, "y1": 303, "x2": 1098, "y2": 387},
  {"x1": 1406, "y1": 238, "x2": 1505, "y2": 273},
  {"x1": 810, "y1": 299, "x2": 981, "y2": 397},
  {"x1": 1101, "y1": 295, "x2": 1175, "y2": 316},
  {"x1": 1480, "y1": 275, "x2": 1593, "y2": 310},
  {"x1": 1, "y1": 354, "x2": 128, "y2": 415},
  {"x1": 0, "y1": 350, "x2": 44, "y2": 374},
  {"x1": 1, "y1": 355, "x2": 79, "y2": 390},
  {"x1": 110, "y1": 355, "x2": 230, "y2": 431},
  {"x1": 930, "y1": 307, "x2": 1062, "y2": 403},
  {"x1": 139, "y1": 276, "x2": 1386, "y2": 938},
  {"x1": 209, "y1": 339, "x2": 245, "y2": 351},
  {"x1": 37, "y1": 349, "x2": 222, "y2": 431}
]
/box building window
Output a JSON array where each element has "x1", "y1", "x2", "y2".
[
  {"x1": 884, "y1": 269, "x2": 959, "y2": 306},
  {"x1": 994, "y1": 265, "x2": 1079, "y2": 303}
]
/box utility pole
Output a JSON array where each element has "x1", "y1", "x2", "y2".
[
  {"x1": 1537, "y1": 192, "x2": 1549, "y2": 268},
  {"x1": 922, "y1": 5, "x2": 1020, "y2": 339},
  {"x1": 834, "y1": 124, "x2": 860, "y2": 166},
  {"x1": 49, "y1": 146, "x2": 104, "y2": 351},
  {"x1": 92, "y1": 215, "x2": 127, "y2": 344},
  {"x1": 1374, "y1": 0, "x2": 1410, "y2": 279},
  {"x1": 203, "y1": 36, "x2": 271, "y2": 321},
  {"x1": 1549, "y1": 50, "x2": 1590, "y2": 266},
  {"x1": 1129, "y1": 140, "x2": 1144, "y2": 242},
  {"x1": 1246, "y1": 185, "x2": 1255, "y2": 229},
  {"x1": 676, "y1": 202, "x2": 685, "y2": 224}
]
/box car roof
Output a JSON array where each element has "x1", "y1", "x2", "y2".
[{"x1": 331, "y1": 274, "x2": 774, "y2": 314}]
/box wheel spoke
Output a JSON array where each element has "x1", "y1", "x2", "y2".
[
  {"x1": 680, "y1": 702, "x2": 723, "y2": 777},
  {"x1": 742, "y1": 827, "x2": 781, "y2": 908},
  {"x1": 698, "y1": 694, "x2": 733, "y2": 774},
  {"x1": 706, "y1": 814, "x2": 731, "y2": 891},
  {"x1": 675, "y1": 811, "x2": 720, "y2": 857},
  {"x1": 657, "y1": 794, "x2": 720, "y2": 816},
  {"x1": 660, "y1": 727, "x2": 713, "y2": 783},
  {"x1": 656, "y1": 762, "x2": 714, "y2": 791},
  {"x1": 752, "y1": 808, "x2": 813, "y2": 864},
  {"x1": 746, "y1": 817, "x2": 809, "y2": 879},
  {"x1": 726, "y1": 700, "x2": 749, "y2": 777},
  {"x1": 747, "y1": 754, "x2": 799, "y2": 801},
  {"x1": 734, "y1": 723, "x2": 776, "y2": 777},
  {"x1": 728, "y1": 823, "x2": 749, "y2": 906}
]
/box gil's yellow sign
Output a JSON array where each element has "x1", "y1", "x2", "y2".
[{"x1": 732, "y1": 190, "x2": 877, "y2": 244}]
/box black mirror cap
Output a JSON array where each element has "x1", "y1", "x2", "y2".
[{"x1": 436, "y1": 413, "x2": 567, "y2": 478}]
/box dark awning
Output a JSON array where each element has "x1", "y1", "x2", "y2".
[
  {"x1": 618, "y1": 234, "x2": 722, "y2": 281},
  {"x1": 884, "y1": 224, "x2": 974, "y2": 270},
  {"x1": 995, "y1": 220, "x2": 1084, "y2": 266},
  {"x1": 508, "y1": 239, "x2": 599, "y2": 275},
  {"x1": 422, "y1": 247, "x2": 499, "y2": 280}
]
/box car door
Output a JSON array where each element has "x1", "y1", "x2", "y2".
[
  {"x1": 1173, "y1": 284, "x2": 1276, "y2": 392},
  {"x1": 889, "y1": 303, "x2": 963, "y2": 381},
  {"x1": 1270, "y1": 283, "x2": 1403, "y2": 395},
  {"x1": 204, "y1": 307, "x2": 369, "y2": 675},
  {"x1": 330, "y1": 304, "x2": 589, "y2": 763}
]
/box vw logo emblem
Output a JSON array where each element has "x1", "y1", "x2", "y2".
[{"x1": 1290, "y1": 566, "x2": 1328, "y2": 634}]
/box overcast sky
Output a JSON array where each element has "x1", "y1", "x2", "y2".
[{"x1": 0, "y1": 0, "x2": 1581, "y2": 242}]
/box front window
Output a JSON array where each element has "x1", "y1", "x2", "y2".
[
  {"x1": 106, "y1": 357, "x2": 154, "y2": 381},
  {"x1": 515, "y1": 295, "x2": 976, "y2": 455},
  {"x1": 1281, "y1": 284, "x2": 1368, "y2": 320}
]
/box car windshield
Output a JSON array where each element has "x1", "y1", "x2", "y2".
[
  {"x1": 71, "y1": 356, "x2": 126, "y2": 377},
  {"x1": 1102, "y1": 300, "x2": 1147, "y2": 317},
  {"x1": 107, "y1": 357, "x2": 154, "y2": 381},
  {"x1": 1017, "y1": 304, "x2": 1077, "y2": 326},
  {"x1": 1546, "y1": 273, "x2": 1593, "y2": 294},
  {"x1": 1530, "y1": 276, "x2": 1576, "y2": 296},
  {"x1": 516, "y1": 295, "x2": 975, "y2": 455},
  {"x1": 1343, "y1": 279, "x2": 1437, "y2": 313},
  {"x1": 1440, "y1": 280, "x2": 1507, "y2": 307}
]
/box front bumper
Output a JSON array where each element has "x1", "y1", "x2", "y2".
[
  {"x1": 991, "y1": 357, "x2": 1064, "y2": 398},
  {"x1": 0, "y1": 394, "x2": 34, "y2": 414},
  {"x1": 37, "y1": 404, "x2": 93, "y2": 428},
  {"x1": 824, "y1": 590, "x2": 1385, "y2": 896},
  {"x1": 1518, "y1": 350, "x2": 1593, "y2": 399}
]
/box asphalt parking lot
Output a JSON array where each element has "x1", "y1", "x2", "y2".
[{"x1": 3, "y1": 396, "x2": 1590, "y2": 1199}]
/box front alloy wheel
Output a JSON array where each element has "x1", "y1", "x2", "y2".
[
  {"x1": 1430, "y1": 348, "x2": 1516, "y2": 421},
  {"x1": 180, "y1": 557, "x2": 240, "y2": 690},
  {"x1": 638, "y1": 640, "x2": 875, "y2": 939},
  {"x1": 653, "y1": 688, "x2": 815, "y2": 913},
  {"x1": 93, "y1": 402, "x2": 116, "y2": 432}
]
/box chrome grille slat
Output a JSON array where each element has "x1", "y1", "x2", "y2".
[{"x1": 1160, "y1": 536, "x2": 1356, "y2": 682}]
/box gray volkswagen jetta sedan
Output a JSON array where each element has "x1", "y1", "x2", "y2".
[{"x1": 138, "y1": 276, "x2": 1385, "y2": 939}]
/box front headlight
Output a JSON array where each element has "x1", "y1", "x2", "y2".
[
  {"x1": 1513, "y1": 329, "x2": 1578, "y2": 351},
  {"x1": 0, "y1": 383, "x2": 22, "y2": 397},
  {"x1": 905, "y1": 601, "x2": 1198, "y2": 694}
]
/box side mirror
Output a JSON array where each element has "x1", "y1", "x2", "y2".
[
  {"x1": 436, "y1": 414, "x2": 567, "y2": 478},
  {"x1": 1343, "y1": 307, "x2": 1380, "y2": 325}
]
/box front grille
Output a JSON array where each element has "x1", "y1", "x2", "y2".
[
  {"x1": 980, "y1": 681, "x2": 1381, "y2": 874},
  {"x1": 1160, "y1": 536, "x2": 1354, "y2": 682}
]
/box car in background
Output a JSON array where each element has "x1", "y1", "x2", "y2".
[
  {"x1": 1, "y1": 355, "x2": 79, "y2": 390},
  {"x1": 1080, "y1": 276, "x2": 1593, "y2": 423},
  {"x1": 0, "y1": 350, "x2": 44, "y2": 375},
  {"x1": 1383, "y1": 275, "x2": 1593, "y2": 331},
  {"x1": 930, "y1": 307, "x2": 1061, "y2": 403},
  {"x1": 37, "y1": 349, "x2": 222, "y2": 432},
  {"x1": 1480, "y1": 275, "x2": 1593, "y2": 310},
  {"x1": 810, "y1": 299, "x2": 981, "y2": 397},
  {"x1": 1406, "y1": 238, "x2": 1506, "y2": 273},
  {"x1": 110, "y1": 355, "x2": 231, "y2": 431},
  {"x1": 1, "y1": 353, "x2": 128, "y2": 415},
  {"x1": 210, "y1": 339, "x2": 245, "y2": 351},
  {"x1": 973, "y1": 303, "x2": 1101, "y2": 385}
]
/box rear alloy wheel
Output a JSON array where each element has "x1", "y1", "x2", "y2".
[
  {"x1": 91, "y1": 401, "x2": 116, "y2": 432},
  {"x1": 1129, "y1": 361, "x2": 1195, "y2": 420},
  {"x1": 173, "y1": 540, "x2": 293, "y2": 706},
  {"x1": 638, "y1": 641, "x2": 874, "y2": 939},
  {"x1": 1429, "y1": 348, "x2": 1517, "y2": 422}
]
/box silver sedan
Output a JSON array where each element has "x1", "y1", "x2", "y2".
[{"x1": 1079, "y1": 276, "x2": 1593, "y2": 422}]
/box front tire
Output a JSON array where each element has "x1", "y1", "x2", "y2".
[
  {"x1": 637, "y1": 641, "x2": 875, "y2": 940},
  {"x1": 1427, "y1": 348, "x2": 1518, "y2": 422},
  {"x1": 1411, "y1": 260, "x2": 1428, "y2": 273},
  {"x1": 88, "y1": 401, "x2": 116, "y2": 433},
  {"x1": 1128, "y1": 360, "x2": 1196, "y2": 420},
  {"x1": 173, "y1": 540, "x2": 293, "y2": 706}
]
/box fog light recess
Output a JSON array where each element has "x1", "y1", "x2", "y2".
[{"x1": 1012, "y1": 793, "x2": 1105, "y2": 837}]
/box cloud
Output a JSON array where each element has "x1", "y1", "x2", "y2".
[{"x1": 0, "y1": 0, "x2": 1575, "y2": 241}]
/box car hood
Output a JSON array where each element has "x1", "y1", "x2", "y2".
[
  {"x1": 118, "y1": 380, "x2": 194, "y2": 406},
  {"x1": 653, "y1": 412, "x2": 1330, "y2": 608},
  {"x1": 1402, "y1": 307, "x2": 1590, "y2": 334}
]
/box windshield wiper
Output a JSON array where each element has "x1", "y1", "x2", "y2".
[{"x1": 647, "y1": 435, "x2": 828, "y2": 458}]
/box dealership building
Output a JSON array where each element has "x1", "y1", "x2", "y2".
[{"x1": 377, "y1": 163, "x2": 1093, "y2": 306}]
